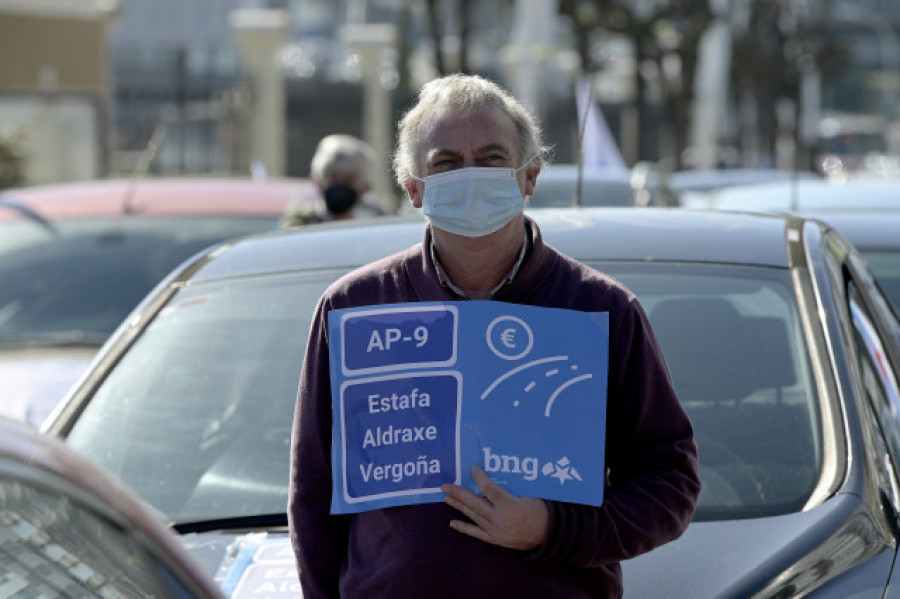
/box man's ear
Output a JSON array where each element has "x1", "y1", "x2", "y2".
[
  {"x1": 523, "y1": 165, "x2": 540, "y2": 197},
  {"x1": 404, "y1": 179, "x2": 424, "y2": 209}
]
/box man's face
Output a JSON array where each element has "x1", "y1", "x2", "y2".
[{"x1": 405, "y1": 105, "x2": 539, "y2": 208}]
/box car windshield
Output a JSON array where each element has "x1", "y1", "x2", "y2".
[
  {"x1": 0, "y1": 217, "x2": 278, "y2": 345},
  {"x1": 65, "y1": 261, "x2": 821, "y2": 524}
]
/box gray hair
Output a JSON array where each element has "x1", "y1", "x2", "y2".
[
  {"x1": 310, "y1": 134, "x2": 375, "y2": 186},
  {"x1": 392, "y1": 74, "x2": 548, "y2": 187}
]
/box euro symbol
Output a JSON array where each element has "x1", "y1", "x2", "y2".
[
  {"x1": 486, "y1": 315, "x2": 533, "y2": 360},
  {"x1": 501, "y1": 328, "x2": 517, "y2": 348}
]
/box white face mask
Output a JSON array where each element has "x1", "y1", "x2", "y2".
[{"x1": 414, "y1": 164, "x2": 529, "y2": 237}]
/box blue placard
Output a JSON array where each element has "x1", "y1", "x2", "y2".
[{"x1": 328, "y1": 300, "x2": 609, "y2": 514}]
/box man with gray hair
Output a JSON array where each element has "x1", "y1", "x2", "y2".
[
  {"x1": 288, "y1": 73, "x2": 700, "y2": 598},
  {"x1": 281, "y1": 134, "x2": 383, "y2": 227}
]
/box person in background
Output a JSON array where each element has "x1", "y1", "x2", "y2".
[
  {"x1": 288, "y1": 73, "x2": 700, "y2": 598},
  {"x1": 280, "y1": 134, "x2": 384, "y2": 227}
]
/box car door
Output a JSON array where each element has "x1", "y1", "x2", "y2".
[{"x1": 825, "y1": 237, "x2": 900, "y2": 596}]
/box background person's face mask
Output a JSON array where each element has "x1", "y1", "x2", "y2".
[
  {"x1": 323, "y1": 184, "x2": 358, "y2": 215},
  {"x1": 415, "y1": 165, "x2": 528, "y2": 237}
]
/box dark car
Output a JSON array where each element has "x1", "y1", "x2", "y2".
[
  {"x1": 527, "y1": 163, "x2": 679, "y2": 207},
  {"x1": 0, "y1": 176, "x2": 318, "y2": 427},
  {"x1": 804, "y1": 211, "x2": 900, "y2": 319},
  {"x1": 45, "y1": 208, "x2": 900, "y2": 597},
  {"x1": 0, "y1": 416, "x2": 224, "y2": 598}
]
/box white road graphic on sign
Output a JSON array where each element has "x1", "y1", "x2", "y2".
[{"x1": 480, "y1": 355, "x2": 567, "y2": 400}]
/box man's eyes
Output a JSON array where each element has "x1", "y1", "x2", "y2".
[
  {"x1": 430, "y1": 160, "x2": 456, "y2": 173},
  {"x1": 429, "y1": 154, "x2": 510, "y2": 171}
]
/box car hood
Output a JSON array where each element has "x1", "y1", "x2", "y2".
[
  {"x1": 0, "y1": 347, "x2": 97, "y2": 427},
  {"x1": 623, "y1": 493, "x2": 891, "y2": 597},
  {"x1": 176, "y1": 495, "x2": 890, "y2": 598}
]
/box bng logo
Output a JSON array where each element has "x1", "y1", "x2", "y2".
[{"x1": 483, "y1": 447, "x2": 583, "y2": 485}]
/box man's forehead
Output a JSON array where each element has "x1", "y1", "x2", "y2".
[
  {"x1": 427, "y1": 141, "x2": 513, "y2": 158},
  {"x1": 419, "y1": 105, "x2": 518, "y2": 150}
]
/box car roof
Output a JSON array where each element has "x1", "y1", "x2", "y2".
[
  {"x1": 536, "y1": 164, "x2": 634, "y2": 181},
  {"x1": 0, "y1": 177, "x2": 318, "y2": 220},
  {"x1": 668, "y1": 168, "x2": 820, "y2": 192},
  {"x1": 711, "y1": 177, "x2": 900, "y2": 212},
  {"x1": 186, "y1": 208, "x2": 797, "y2": 284},
  {"x1": 800, "y1": 210, "x2": 900, "y2": 250}
]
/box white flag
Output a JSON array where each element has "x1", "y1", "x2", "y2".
[{"x1": 575, "y1": 76, "x2": 627, "y2": 170}]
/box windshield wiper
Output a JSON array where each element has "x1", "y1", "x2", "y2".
[
  {"x1": 0, "y1": 197, "x2": 59, "y2": 236},
  {"x1": 172, "y1": 513, "x2": 288, "y2": 535}
]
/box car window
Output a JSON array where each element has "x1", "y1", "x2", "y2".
[
  {"x1": 65, "y1": 262, "x2": 821, "y2": 524},
  {"x1": 0, "y1": 218, "x2": 278, "y2": 343},
  {"x1": 848, "y1": 286, "x2": 900, "y2": 464},
  {"x1": 857, "y1": 250, "x2": 900, "y2": 318},
  {"x1": 600, "y1": 262, "x2": 822, "y2": 520}
]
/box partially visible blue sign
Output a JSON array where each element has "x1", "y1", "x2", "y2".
[
  {"x1": 328, "y1": 301, "x2": 609, "y2": 514},
  {"x1": 218, "y1": 536, "x2": 299, "y2": 599}
]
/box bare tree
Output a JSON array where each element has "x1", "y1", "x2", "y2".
[
  {"x1": 730, "y1": 0, "x2": 847, "y2": 170},
  {"x1": 0, "y1": 132, "x2": 26, "y2": 190},
  {"x1": 657, "y1": 3, "x2": 715, "y2": 168},
  {"x1": 560, "y1": 0, "x2": 851, "y2": 170},
  {"x1": 424, "y1": 0, "x2": 447, "y2": 74},
  {"x1": 422, "y1": 0, "x2": 474, "y2": 75},
  {"x1": 560, "y1": 0, "x2": 713, "y2": 166}
]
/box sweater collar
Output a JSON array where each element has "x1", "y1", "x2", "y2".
[
  {"x1": 410, "y1": 216, "x2": 555, "y2": 302},
  {"x1": 429, "y1": 222, "x2": 531, "y2": 300}
]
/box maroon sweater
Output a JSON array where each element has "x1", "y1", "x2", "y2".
[{"x1": 288, "y1": 219, "x2": 700, "y2": 598}]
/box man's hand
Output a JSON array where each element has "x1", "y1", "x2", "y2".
[{"x1": 441, "y1": 465, "x2": 549, "y2": 550}]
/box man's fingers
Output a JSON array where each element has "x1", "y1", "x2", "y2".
[
  {"x1": 448, "y1": 518, "x2": 491, "y2": 543},
  {"x1": 442, "y1": 482, "x2": 493, "y2": 522},
  {"x1": 471, "y1": 465, "x2": 511, "y2": 505},
  {"x1": 442, "y1": 471, "x2": 549, "y2": 550},
  {"x1": 442, "y1": 488, "x2": 478, "y2": 521}
]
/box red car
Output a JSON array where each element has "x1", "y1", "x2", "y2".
[{"x1": 0, "y1": 177, "x2": 317, "y2": 427}]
